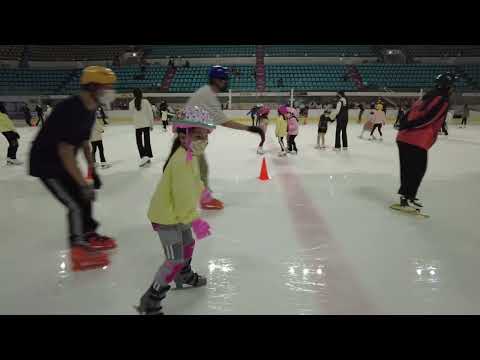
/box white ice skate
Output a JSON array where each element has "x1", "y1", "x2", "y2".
[
  {"x1": 101, "y1": 162, "x2": 112, "y2": 169},
  {"x1": 139, "y1": 157, "x2": 150, "y2": 167},
  {"x1": 6, "y1": 158, "x2": 23, "y2": 166},
  {"x1": 257, "y1": 147, "x2": 265, "y2": 155}
]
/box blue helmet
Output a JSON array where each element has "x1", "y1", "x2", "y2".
[{"x1": 208, "y1": 65, "x2": 229, "y2": 80}]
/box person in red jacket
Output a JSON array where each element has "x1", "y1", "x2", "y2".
[{"x1": 396, "y1": 72, "x2": 456, "y2": 209}]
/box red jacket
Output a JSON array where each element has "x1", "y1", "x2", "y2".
[{"x1": 396, "y1": 93, "x2": 449, "y2": 151}]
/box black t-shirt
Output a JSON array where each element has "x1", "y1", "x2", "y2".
[{"x1": 29, "y1": 96, "x2": 95, "y2": 178}]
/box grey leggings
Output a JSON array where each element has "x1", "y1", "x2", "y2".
[
  {"x1": 152, "y1": 224, "x2": 195, "y2": 288},
  {"x1": 197, "y1": 153, "x2": 209, "y2": 190}
]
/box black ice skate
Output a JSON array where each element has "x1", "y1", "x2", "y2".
[
  {"x1": 174, "y1": 259, "x2": 207, "y2": 289},
  {"x1": 135, "y1": 284, "x2": 170, "y2": 315},
  {"x1": 408, "y1": 198, "x2": 423, "y2": 209}
]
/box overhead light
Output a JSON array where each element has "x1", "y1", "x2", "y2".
[{"x1": 132, "y1": 52, "x2": 137, "y2": 57}]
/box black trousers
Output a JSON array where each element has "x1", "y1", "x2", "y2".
[
  {"x1": 461, "y1": 117, "x2": 467, "y2": 126},
  {"x1": 287, "y1": 135, "x2": 298, "y2": 152},
  {"x1": 278, "y1": 137, "x2": 285, "y2": 152},
  {"x1": 40, "y1": 174, "x2": 99, "y2": 247},
  {"x1": 2, "y1": 131, "x2": 19, "y2": 159},
  {"x1": 397, "y1": 141, "x2": 428, "y2": 200},
  {"x1": 335, "y1": 121, "x2": 348, "y2": 148},
  {"x1": 136, "y1": 127, "x2": 153, "y2": 158},
  {"x1": 370, "y1": 123, "x2": 383, "y2": 136},
  {"x1": 250, "y1": 114, "x2": 256, "y2": 127},
  {"x1": 91, "y1": 140, "x2": 106, "y2": 163},
  {"x1": 358, "y1": 110, "x2": 364, "y2": 123},
  {"x1": 441, "y1": 120, "x2": 448, "y2": 135},
  {"x1": 162, "y1": 120, "x2": 168, "y2": 130}
]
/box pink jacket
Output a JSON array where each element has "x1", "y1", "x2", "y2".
[
  {"x1": 373, "y1": 110, "x2": 386, "y2": 125},
  {"x1": 287, "y1": 116, "x2": 299, "y2": 135}
]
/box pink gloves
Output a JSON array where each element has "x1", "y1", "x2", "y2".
[{"x1": 192, "y1": 218, "x2": 211, "y2": 240}]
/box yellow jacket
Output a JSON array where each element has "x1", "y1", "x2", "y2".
[
  {"x1": 275, "y1": 116, "x2": 287, "y2": 137},
  {"x1": 148, "y1": 147, "x2": 204, "y2": 225},
  {"x1": 0, "y1": 113, "x2": 16, "y2": 133}
]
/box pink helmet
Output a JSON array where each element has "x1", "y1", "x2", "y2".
[
  {"x1": 278, "y1": 105, "x2": 289, "y2": 115},
  {"x1": 258, "y1": 106, "x2": 270, "y2": 117}
]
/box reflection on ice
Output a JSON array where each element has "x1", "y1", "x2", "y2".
[{"x1": 206, "y1": 258, "x2": 237, "y2": 313}]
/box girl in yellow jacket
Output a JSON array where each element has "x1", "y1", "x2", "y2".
[
  {"x1": 275, "y1": 109, "x2": 288, "y2": 156},
  {"x1": 0, "y1": 103, "x2": 22, "y2": 165},
  {"x1": 136, "y1": 106, "x2": 215, "y2": 315}
]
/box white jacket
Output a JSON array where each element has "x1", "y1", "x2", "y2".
[
  {"x1": 129, "y1": 98, "x2": 154, "y2": 129},
  {"x1": 90, "y1": 118, "x2": 104, "y2": 142}
]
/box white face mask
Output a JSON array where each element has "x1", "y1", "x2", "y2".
[
  {"x1": 98, "y1": 89, "x2": 116, "y2": 106},
  {"x1": 191, "y1": 139, "x2": 208, "y2": 156}
]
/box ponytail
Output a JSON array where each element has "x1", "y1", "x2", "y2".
[
  {"x1": 133, "y1": 88, "x2": 142, "y2": 111},
  {"x1": 163, "y1": 129, "x2": 186, "y2": 172}
]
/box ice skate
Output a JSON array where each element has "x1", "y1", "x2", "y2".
[
  {"x1": 139, "y1": 157, "x2": 150, "y2": 167},
  {"x1": 278, "y1": 151, "x2": 287, "y2": 157},
  {"x1": 390, "y1": 197, "x2": 429, "y2": 218},
  {"x1": 174, "y1": 260, "x2": 207, "y2": 289},
  {"x1": 100, "y1": 162, "x2": 111, "y2": 169},
  {"x1": 291, "y1": 150, "x2": 298, "y2": 155},
  {"x1": 70, "y1": 245, "x2": 110, "y2": 272},
  {"x1": 256, "y1": 146, "x2": 265, "y2": 155},
  {"x1": 369, "y1": 135, "x2": 376, "y2": 141},
  {"x1": 201, "y1": 197, "x2": 224, "y2": 210},
  {"x1": 86, "y1": 232, "x2": 117, "y2": 250},
  {"x1": 6, "y1": 158, "x2": 23, "y2": 166},
  {"x1": 135, "y1": 285, "x2": 170, "y2": 315}
]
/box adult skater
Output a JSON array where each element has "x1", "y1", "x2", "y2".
[
  {"x1": 394, "y1": 104, "x2": 405, "y2": 129},
  {"x1": 29, "y1": 66, "x2": 118, "y2": 271},
  {"x1": 460, "y1": 103, "x2": 469, "y2": 128},
  {"x1": 0, "y1": 103, "x2": 22, "y2": 165},
  {"x1": 35, "y1": 104, "x2": 45, "y2": 127},
  {"x1": 332, "y1": 90, "x2": 349, "y2": 150},
  {"x1": 130, "y1": 88, "x2": 155, "y2": 167},
  {"x1": 395, "y1": 72, "x2": 455, "y2": 210},
  {"x1": 184, "y1": 65, "x2": 265, "y2": 210},
  {"x1": 98, "y1": 106, "x2": 108, "y2": 125},
  {"x1": 22, "y1": 104, "x2": 32, "y2": 127},
  {"x1": 357, "y1": 103, "x2": 365, "y2": 123}
]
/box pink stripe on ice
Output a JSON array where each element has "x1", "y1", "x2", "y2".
[{"x1": 271, "y1": 157, "x2": 373, "y2": 314}]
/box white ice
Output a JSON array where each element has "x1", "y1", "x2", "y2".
[{"x1": 1, "y1": 122, "x2": 480, "y2": 314}]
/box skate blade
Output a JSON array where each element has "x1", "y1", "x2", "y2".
[
  {"x1": 133, "y1": 305, "x2": 164, "y2": 315},
  {"x1": 390, "y1": 204, "x2": 429, "y2": 218}
]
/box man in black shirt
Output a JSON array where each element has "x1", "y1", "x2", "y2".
[
  {"x1": 333, "y1": 91, "x2": 349, "y2": 150},
  {"x1": 22, "y1": 104, "x2": 32, "y2": 127},
  {"x1": 29, "y1": 66, "x2": 118, "y2": 271}
]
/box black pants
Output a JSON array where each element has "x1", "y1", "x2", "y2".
[
  {"x1": 358, "y1": 110, "x2": 364, "y2": 123},
  {"x1": 461, "y1": 117, "x2": 467, "y2": 126},
  {"x1": 136, "y1": 127, "x2": 153, "y2": 158},
  {"x1": 287, "y1": 135, "x2": 298, "y2": 152},
  {"x1": 162, "y1": 120, "x2": 168, "y2": 130},
  {"x1": 370, "y1": 124, "x2": 382, "y2": 136},
  {"x1": 91, "y1": 140, "x2": 106, "y2": 163},
  {"x1": 40, "y1": 174, "x2": 99, "y2": 247},
  {"x1": 335, "y1": 121, "x2": 348, "y2": 148},
  {"x1": 397, "y1": 141, "x2": 428, "y2": 200},
  {"x1": 250, "y1": 115, "x2": 256, "y2": 127},
  {"x1": 2, "y1": 131, "x2": 19, "y2": 159},
  {"x1": 278, "y1": 137, "x2": 285, "y2": 152}
]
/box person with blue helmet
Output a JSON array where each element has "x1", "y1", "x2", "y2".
[{"x1": 184, "y1": 65, "x2": 265, "y2": 210}]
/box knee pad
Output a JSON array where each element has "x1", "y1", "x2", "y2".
[{"x1": 163, "y1": 260, "x2": 184, "y2": 283}]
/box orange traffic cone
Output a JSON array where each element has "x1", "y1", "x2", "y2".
[{"x1": 258, "y1": 157, "x2": 270, "y2": 181}]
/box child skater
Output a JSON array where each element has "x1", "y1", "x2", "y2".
[
  {"x1": 256, "y1": 106, "x2": 270, "y2": 155},
  {"x1": 90, "y1": 109, "x2": 111, "y2": 169},
  {"x1": 315, "y1": 109, "x2": 333, "y2": 149},
  {"x1": 369, "y1": 103, "x2": 387, "y2": 141},
  {"x1": 136, "y1": 107, "x2": 214, "y2": 315},
  {"x1": 275, "y1": 108, "x2": 288, "y2": 156},
  {"x1": 0, "y1": 103, "x2": 23, "y2": 165},
  {"x1": 279, "y1": 106, "x2": 299, "y2": 154}
]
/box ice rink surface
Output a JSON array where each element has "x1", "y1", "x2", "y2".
[{"x1": 1, "y1": 122, "x2": 480, "y2": 314}]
